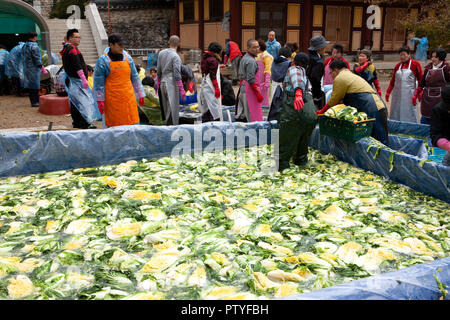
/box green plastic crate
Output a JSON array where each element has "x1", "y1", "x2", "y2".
[{"x1": 318, "y1": 115, "x2": 376, "y2": 142}]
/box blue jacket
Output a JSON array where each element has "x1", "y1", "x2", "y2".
[
  {"x1": 271, "y1": 56, "x2": 292, "y2": 83},
  {"x1": 266, "y1": 39, "x2": 281, "y2": 60}
]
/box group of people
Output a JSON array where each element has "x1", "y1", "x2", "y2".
[
  {"x1": 1, "y1": 29, "x2": 448, "y2": 166},
  {"x1": 0, "y1": 31, "x2": 50, "y2": 106}
]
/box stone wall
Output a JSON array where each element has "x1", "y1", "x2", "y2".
[{"x1": 98, "y1": 8, "x2": 174, "y2": 48}]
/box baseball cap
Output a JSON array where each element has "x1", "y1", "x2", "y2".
[{"x1": 108, "y1": 33, "x2": 127, "y2": 45}]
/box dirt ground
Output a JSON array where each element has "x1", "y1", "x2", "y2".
[{"x1": 0, "y1": 74, "x2": 393, "y2": 131}]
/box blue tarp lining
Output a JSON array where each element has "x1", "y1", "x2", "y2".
[
  {"x1": 288, "y1": 257, "x2": 450, "y2": 300},
  {"x1": 0, "y1": 121, "x2": 448, "y2": 300},
  {"x1": 388, "y1": 120, "x2": 430, "y2": 138}
]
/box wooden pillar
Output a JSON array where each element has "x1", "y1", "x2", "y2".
[
  {"x1": 199, "y1": 0, "x2": 204, "y2": 50},
  {"x1": 229, "y1": 0, "x2": 241, "y2": 48},
  {"x1": 172, "y1": 0, "x2": 180, "y2": 36},
  {"x1": 301, "y1": 0, "x2": 313, "y2": 52}
]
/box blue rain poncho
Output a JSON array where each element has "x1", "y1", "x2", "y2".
[
  {"x1": 0, "y1": 48, "x2": 9, "y2": 66},
  {"x1": 22, "y1": 41, "x2": 43, "y2": 90},
  {"x1": 409, "y1": 37, "x2": 429, "y2": 63},
  {"x1": 0, "y1": 48, "x2": 9, "y2": 82},
  {"x1": 5, "y1": 42, "x2": 24, "y2": 78},
  {"x1": 93, "y1": 47, "x2": 145, "y2": 102},
  {"x1": 65, "y1": 74, "x2": 102, "y2": 124}
]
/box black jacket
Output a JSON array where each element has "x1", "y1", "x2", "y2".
[
  {"x1": 220, "y1": 74, "x2": 235, "y2": 106},
  {"x1": 430, "y1": 102, "x2": 450, "y2": 147},
  {"x1": 307, "y1": 51, "x2": 324, "y2": 101}
]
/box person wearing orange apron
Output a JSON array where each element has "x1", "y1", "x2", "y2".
[{"x1": 93, "y1": 34, "x2": 145, "y2": 128}]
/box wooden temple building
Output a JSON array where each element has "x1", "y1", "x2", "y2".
[{"x1": 172, "y1": 0, "x2": 419, "y2": 54}]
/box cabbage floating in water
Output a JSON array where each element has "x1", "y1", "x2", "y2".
[{"x1": 0, "y1": 147, "x2": 448, "y2": 300}]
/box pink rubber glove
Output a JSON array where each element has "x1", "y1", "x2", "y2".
[
  {"x1": 264, "y1": 73, "x2": 271, "y2": 90},
  {"x1": 157, "y1": 77, "x2": 161, "y2": 90},
  {"x1": 40, "y1": 66, "x2": 48, "y2": 75},
  {"x1": 437, "y1": 138, "x2": 450, "y2": 152},
  {"x1": 97, "y1": 101, "x2": 104, "y2": 114},
  {"x1": 77, "y1": 70, "x2": 89, "y2": 89},
  {"x1": 177, "y1": 80, "x2": 186, "y2": 100}
]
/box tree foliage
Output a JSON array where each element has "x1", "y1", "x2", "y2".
[
  {"x1": 369, "y1": 0, "x2": 450, "y2": 50},
  {"x1": 49, "y1": 0, "x2": 89, "y2": 19}
]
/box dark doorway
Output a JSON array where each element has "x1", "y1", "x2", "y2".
[
  {"x1": 0, "y1": 33, "x2": 28, "y2": 51},
  {"x1": 257, "y1": 3, "x2": 286, "y2": 45}
]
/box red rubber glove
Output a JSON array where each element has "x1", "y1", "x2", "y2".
[
  {"x1": 139, "y1": 97, "x2": 145, "y2": 106},
  {"x1": 412, "y1": 87, "x2": 423, "y2": 106},
  {"x1": 224, "y1": 55, "x2": 229, "y2": 65},
  {"x1": 40, "y1": 66, "x2": 49, "y2": 76},
  {"x1": 316, "y1": 103, "x2": 331, "y2": 115},
  {"x1": 250, "y1": 83, "x2": 264, "y2": 103},
  {"x1": 385, "y1": 86, "x2": 393, "y2": 102},
  {"x1": 97, "y1": 101, "x2": 104, "y2": 114},
  {"x1": 212, "y1": 79, "x2": 221, "y2": 98},
  {"x1": 373, "y1": 79, "x2": 382, "y2": 97},
  {"x1": 294, "y1": 89, "x2": 304, "y2": 111},
  {"x1": 355, "y1": 62, "x2": 370, "y2": 74},
  {"x1": 188, "y1": 81, "x2": 195, "y2": 93}
]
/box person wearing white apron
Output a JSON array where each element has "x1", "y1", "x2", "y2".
[
  {"x1": 198, "y1": 43, "x2": 223, "y2": 122},
  {"x1": 387, "y1": 46, "x2": 423, "y2": 123}
]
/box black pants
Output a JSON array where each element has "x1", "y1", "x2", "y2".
[
  {"x1": 0, "y1": 70, "x2": 10, "y2": 95},
  {"x1": 70, "y1": 102, "x2": 90, "y2": 128},
  {"x1": 201, "y1": 110, "x2": 219, "y2": 123},
  {"x1": 28, "y1": 89, "x2": 40, "y2": 106},
  {"x1": 10, "y1": 77, "x2": 21, "y2": 96}
]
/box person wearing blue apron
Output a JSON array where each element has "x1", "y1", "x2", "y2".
[
  {"x1": 22, "y1": 31, "x2": 48, "y2": 107},
  {"x1": 61, "y1": 29, "x2": 99, "y2": 129},
  {"x1": 5, "y1": 42, "x2": 25, "y2": 96}
]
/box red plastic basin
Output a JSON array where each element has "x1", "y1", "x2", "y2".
[{"x1": 38, "y1": 94, "x2": 70, "y2": 115}]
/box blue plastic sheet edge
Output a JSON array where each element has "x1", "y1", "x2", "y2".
[
  {"x1": 388, "y1": 119, "x2": 430, "y2": 138},
  {"x1": 287, "y1": 257, "x2": 450, "y2": 300},
  {"x1": 0, "y1": 122, "x2": 277, "y2": 178}
]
